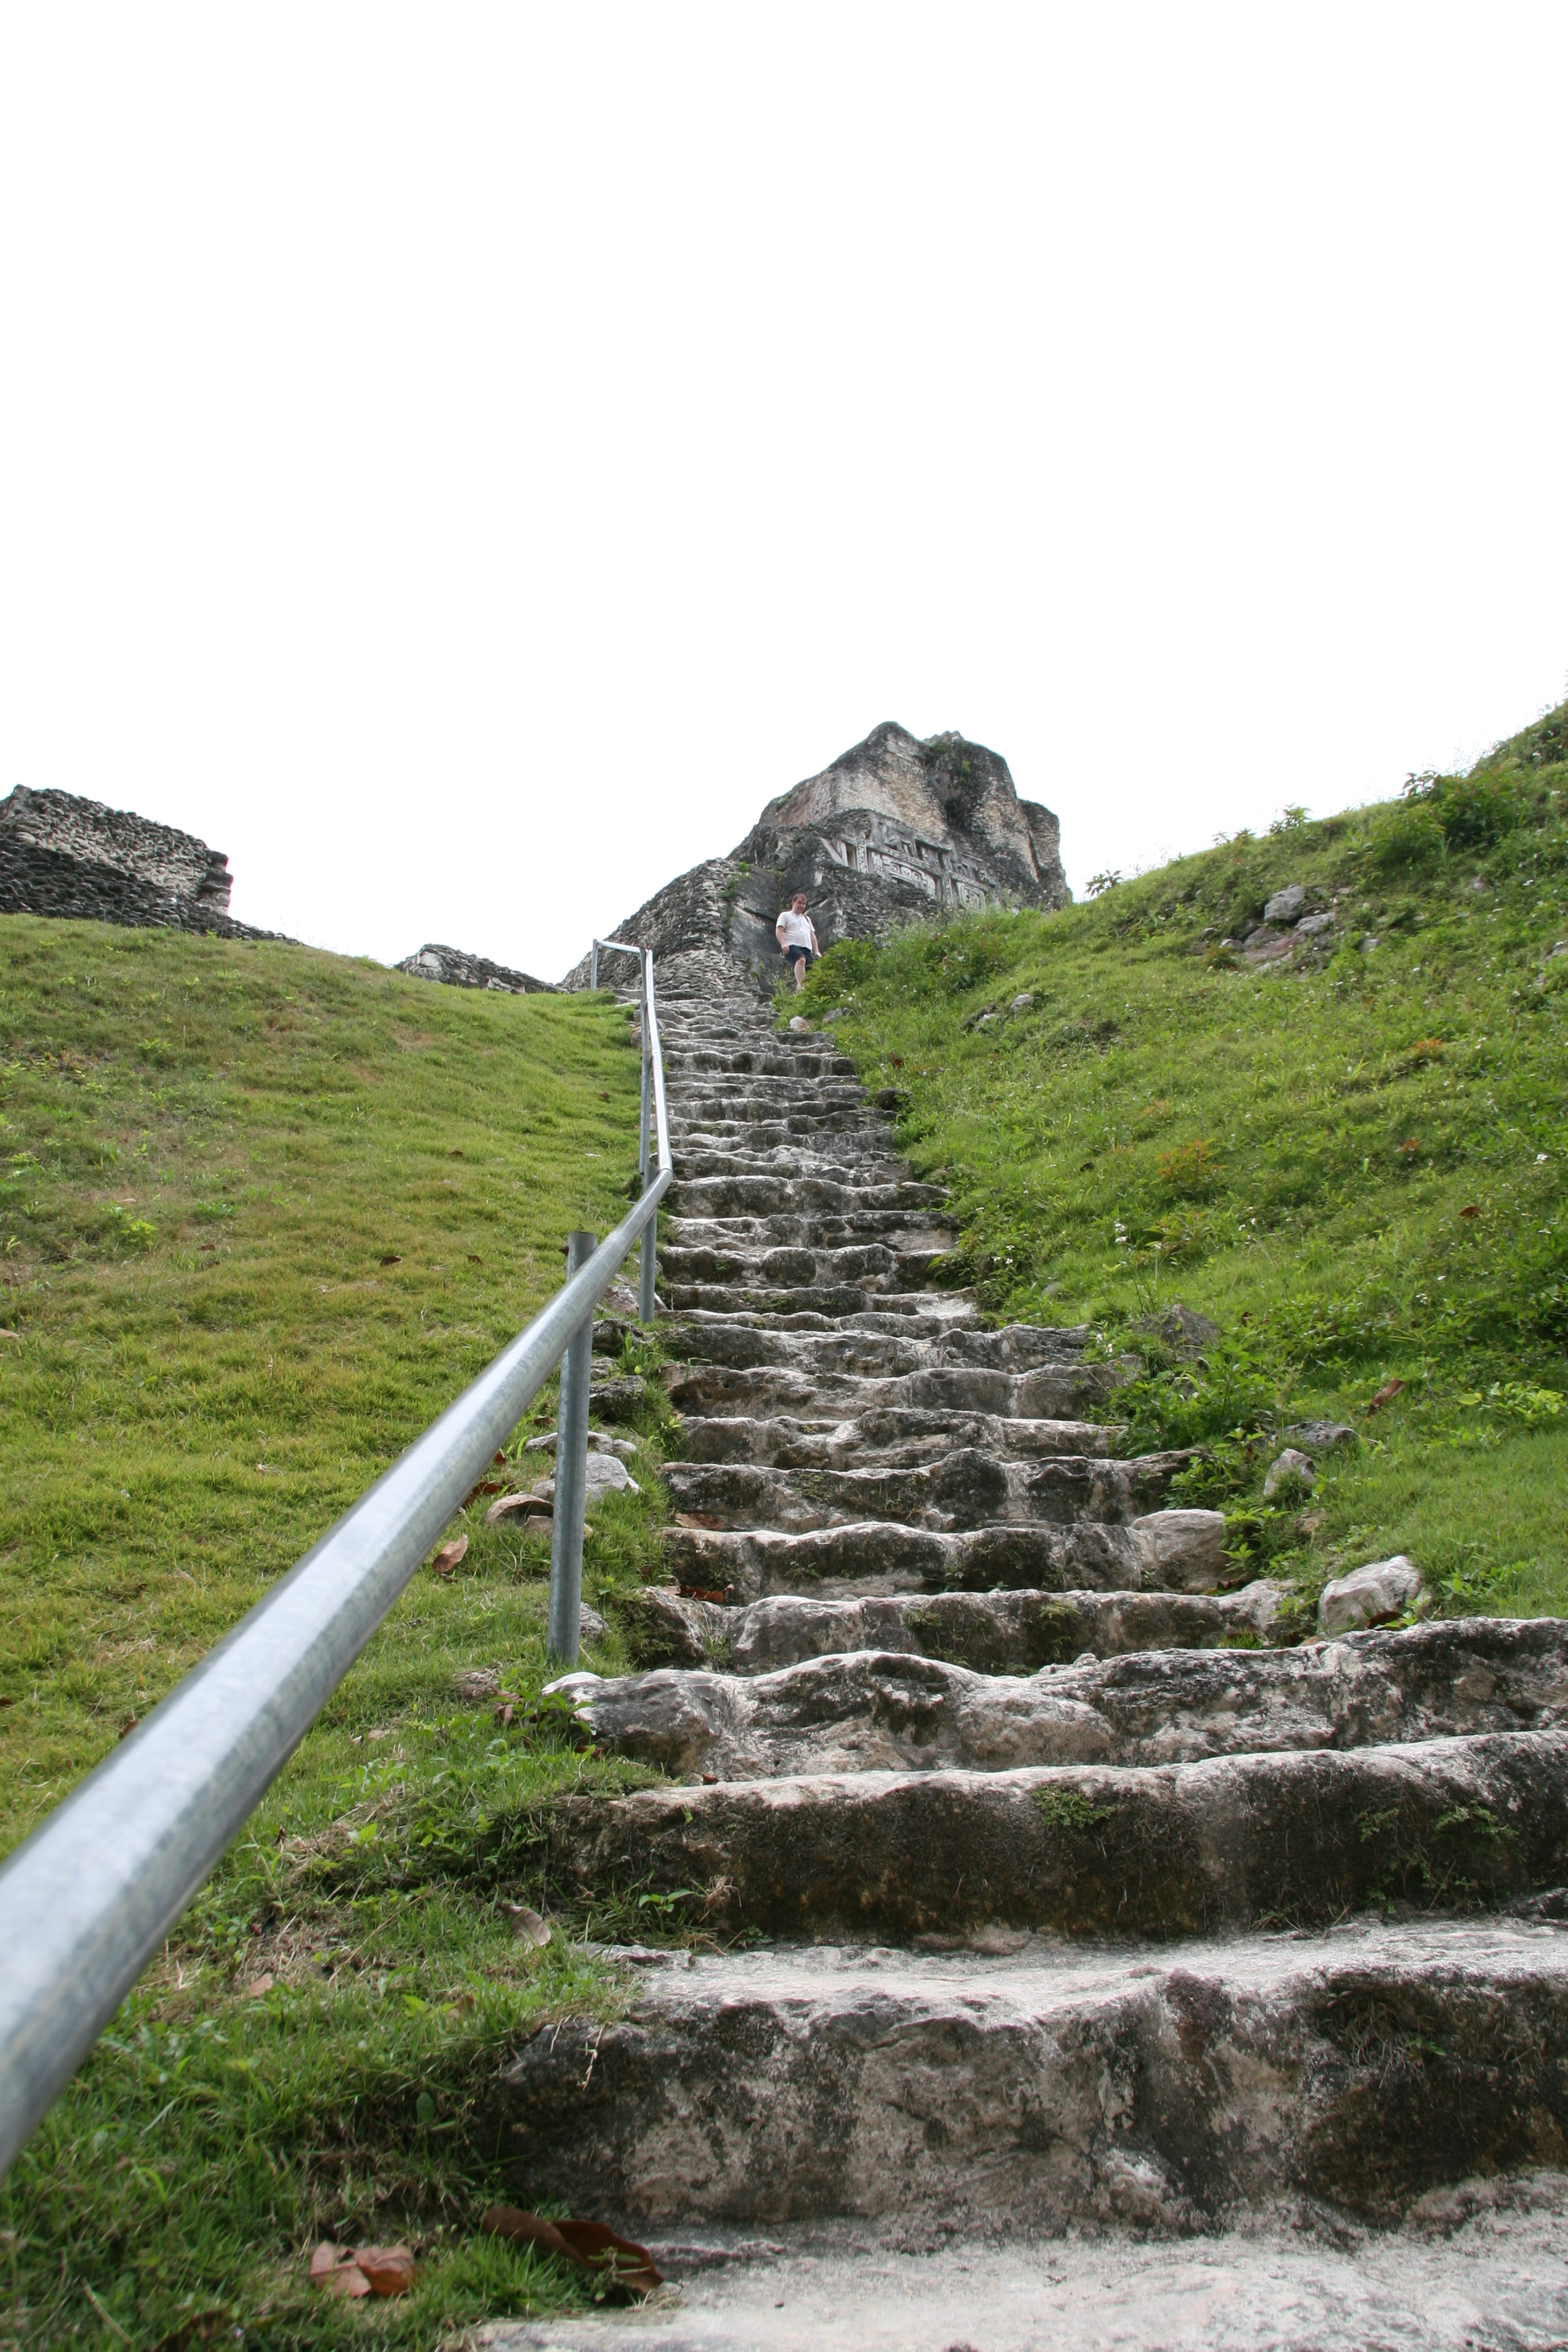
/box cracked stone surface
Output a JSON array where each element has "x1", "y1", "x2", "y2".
[
  {"x1": 577, "y1": 1618, "x2": 1568, "y2": 1781},
  {"x1": 506, "y1": 977, "x2": 1568, "y2": 2271}
]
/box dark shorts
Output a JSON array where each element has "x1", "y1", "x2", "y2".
[{"x1": 785, "y1": 945, "x2": 813, "y2": 969}]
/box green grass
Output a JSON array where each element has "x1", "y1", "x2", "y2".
[
  {"x1": 799, "y1": 698, "x2": 1568, "y2": 1616},
  {"x1": 0, "y1": 919, "x2": 681, "y2": 2345}
]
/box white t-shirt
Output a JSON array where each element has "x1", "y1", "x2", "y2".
[{"x1": 777, "y1": 908, "x2": 815, "y2": 949}]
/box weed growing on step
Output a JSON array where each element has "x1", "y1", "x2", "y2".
[{"x1": 797, "y1": 700, "x2": 1568, "y2": 1618}]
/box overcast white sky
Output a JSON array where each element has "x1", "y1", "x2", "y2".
[{"x1": 3, "y1": 5, "x2": 1565, "y2": 980}]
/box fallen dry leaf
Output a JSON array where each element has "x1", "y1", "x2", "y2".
[
  {"x1": 493, "y1": 1701, "x2": 515, "y2": 1728},
  {"x1": 678, "y1": 1584, "x2": 730, "y2": 1605},
  {"x1": 675, "y1": 1511, "x2": 724, "y2": 1530},
  {"x1": 431, "y1": 1534, "x2": 469, "y2": 1579},
  {"x1": 118, "y1": 1714, "x2": 138, "y2": 1739},
  {"x1": 502, "y1": 1902, "x2": 552, "y2": 1949},
  {"x1": 246, "y1": 1973, "x2": 275, "y2": 1998},
  {"x1": 379, "y1": 1252, "x2": 402, "y2": 1266},
  {"x1": 481, "y1": 2207, "x2": 661, "y2": 2296},
  {"x1": 354, "y1": 2245, "x2": 417, "y2": 2297},
  {"x1": 309, "y1": 2245, "x2": 371, "y2": 2299},
  {"x1": 1367, "y1": 1378, "x2": 1406, "y2": 1414},
  {"x1": 1460, "y1": 1204, "x2": 1481, "y2": 1218}
]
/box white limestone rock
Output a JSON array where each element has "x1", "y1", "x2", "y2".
[{"x1": 1318, "y1": 1554, "x2": 1424, "y2": 1633}]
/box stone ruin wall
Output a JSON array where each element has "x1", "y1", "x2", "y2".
[
  {"x1": 0, "y1": 786, "x2": 277, "y2": 940},
  {"x1": 395, "y1": 943, "x2": 556, "y2": 995},
  {"x1": 563, "y1": 721, "x2": 1069, "y2": 998}
]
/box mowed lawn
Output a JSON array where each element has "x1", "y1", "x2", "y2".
[
  {"x1": 0, "y1": 918, "x2": 650, "y2": 1845},
  {"x1": 0, "y1": 919, "x2": 681, "y2": 2349}
]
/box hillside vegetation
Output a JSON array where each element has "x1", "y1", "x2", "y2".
[
  {"x1": 799, "y1": 698, "x2": 1568, "y2": 1618},
  {"x1": 0, "y1": 920, "x2": 678, "y2": 2345}
]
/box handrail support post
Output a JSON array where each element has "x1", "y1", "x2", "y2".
[
  {"x1": 638, "y1": 954, "x2": 657, "y2": 1323},
  {"x1": 547, "y1": 1230, "x2": 597, "y2": 1665}
]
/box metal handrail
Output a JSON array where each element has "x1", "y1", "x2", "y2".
[{"x1": 0, "y1": 947, "x2": 673, "y2": 2179}]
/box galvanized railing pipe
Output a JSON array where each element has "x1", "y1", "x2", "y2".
[{"x1": 0, "y1": 947, "x2": 673, "y2": 2179}]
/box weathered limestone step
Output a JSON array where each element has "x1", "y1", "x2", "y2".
[
  {"x1": 677, "y1": 1407, "x2": 1128, "y2": 1467},
  {"x1": 575, "y1": 1619, "x2": 1568, "y2": 1781},
  {"x1": 667, "y1": 1175, "x2": 947, "y2": 1218},
  {"x1": 665, "y1": 1318, "x2": 1106, "y2": 1381},
  {"x1": 670, "y1": 1301, "x2": 977, "y2": 1338},
  {"x1": 663, "y1": 1209, "x2": 955, "y2": 1250},
  {"x1": 659, "y1": 1240, "x2": 944, "y2": 1289},
  {"x1": 663, "y1": 1517, "x2": 1151, "y2": 1600},
  {"x1": 620, "y1": 1580, "x2": 1287, "y2": 1673},
  {"x1": 479, "y1": 2202, "x2": 1568, "y2": 2352},
  {"x1": 667, "y1": 1283, "x2": 971, "y2": 1320},
  {"x1": 671, "y1": 1150, "x2": 912, "y2": 1186},
  {"x1": 542, "y1": 1730, "x2": 1568, "y2": 1939},
  {"x1": 662, "y1": 1446, "x2": 1190, "y2": 1532},
  {"x1": 664, "y1": 1049, "x2": 861, "y2": 1078},
  {"x1": 488, "y1": 1921, "x2": 1568, "y2": 2235},
  {"x1": 665, "y1": 1357, "x2": 1132, "y2": 1422}
]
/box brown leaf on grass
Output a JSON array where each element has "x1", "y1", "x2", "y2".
[
  {"x1": 1460, "y1": 1204, "x2": 1481, "y2": 1219},
  {"x1": 246, "y1": 1973, "x2": 275, "y2": 1998},
  {"x1": 481, "y1": 2207, "x2": 661, "y2": 2295},
  {"x1": 502, "y1": 1902, "x2": 552, "y2": 1948},
  {"x1": 1398, "y1": 1138, "x2": 1421, "y2": 1155},
  {"x1": 354, "y1": 2245, "x2": 417, "y2": 2296},
  {"x1": 379, "y1": 1253, "x2": 402, "y2": 1266},
  {"x1": 118, "y1": 1714, "x2": 138, "y2": 1739},
  {"x1": 431, "y1": 1534, "x2": 469, "y2": 1579},
  {"x1": 486, "y1": 1491, "x2": 552, "y2": 1526},
  {"x1": 1367, "y1": 1378, "x2": 1406, "y2": 1414},
  {"x1": 678, "y1": 1584, "x2": 730, "y2": 1605},
  {"x1": 467, "y1": 1253, "x2": 484, "y2": 1264},
  {"x1": 308, "y1": 2245, "x2": 371, "y2": 2298},
  {"x1": 493, "y1": 1702, "x2": 515, "y2": 1728},
  {"x1": 675, "y1": 1511, "x2": 724, "y2": 1530}
]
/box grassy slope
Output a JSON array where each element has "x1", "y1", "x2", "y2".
[
  {"x1": 799, "y1": 700, "x2": 1568, "y2": 1618},
  {"x1": 0, "y1": 920, "x2": 677, "y2": 2346}
]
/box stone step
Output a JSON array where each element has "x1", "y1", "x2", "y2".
[
  {"x1": 677, "y1": 1298, "x2": 982, "y2": 1336},
  {"x1": 663, "y1": 1518, "x2": 1149, "y2": 1601},
  {"x1": 471, "y1": 2208, "x2": 1568, "y2": 2352},
  {"x1": 667, "y1": 1176, "x2": 948, "y2": 1219},
  {"x1": 670, "y1": 1111, "x2": 887, "y2": 1140},
  {"x1": 665, "y1": 1049, "x2": 861, "y2": 1078},
  {"x1": 618, "y1": 1579, "x2": 1286, "y2": 1674},
  {"x1": 663, "y1": 1357, "x2": 1133, "y2": 1422},
  {"x1": 663, "y1": 1210, "x2": 956, "y2": 1249},
  {"x1": 671, "y1": 1083, "x2": 871, "y2": 1116},
  {"x1": 542, "y1": 1729, "x2": 1568, "y2": 1941},
  {"x1": 663, "y1": 1289, "x2": 968, "y2": 1326},
  {"x1": 661, "y1": 1447, "x2": 1190, "y2": 1534},
  {"x1": 488, "y1": 1920, "x2": 1568, "y2": 2237},
  {"x1": 659, "y1": 1240, "x2": 945, "y2": 1291},
  {"x1": 676, "y1": 1407, "x2": 1129, "y2": 1467},
  {"x1": 672, "y1": 1151, "x2": 912, "y2": 1186},
  {"x1": 669, "y1": 1318, "x2": 1098, "y2": 1375},
  {"x1": 577, "y1": 1619, "x2": 1568, "y2": 1783}
]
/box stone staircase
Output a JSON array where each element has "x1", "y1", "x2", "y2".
[{"x1": 486, "y1": 986, "x2": 1568, "y2": 2352}]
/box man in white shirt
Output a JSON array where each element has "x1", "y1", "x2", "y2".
[{"x1": 775, "y1": 892, "x2": 820, "y2": 991}]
